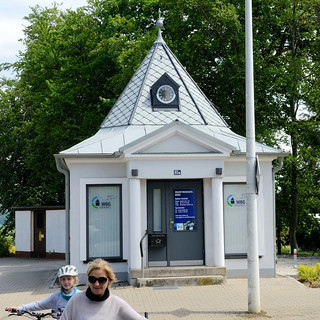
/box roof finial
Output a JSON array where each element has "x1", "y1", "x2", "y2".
[{"x1": 155, "y1": 8, "x2": 164, "y2": 43}]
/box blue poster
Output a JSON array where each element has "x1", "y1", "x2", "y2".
[{"x1": 174, "y1": 189, "x2": 196, "y2": 231}]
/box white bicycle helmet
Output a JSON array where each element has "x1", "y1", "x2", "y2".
[{"x1": 57, "y1": 265, "x2": 78, "y2": 278}]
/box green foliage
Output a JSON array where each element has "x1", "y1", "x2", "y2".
[
  {"x1": 278, "y1": 245, "x2": 320, "y2": 256},
  {"x1": 0, "y1": 228, "x2": 14, "y2": 257},
  {"x1": 297, "y1": 263, "x2": 320, "y2": 287},
  {"x1": 0, "y1": 0, "x2": 319, "y2": 249}
]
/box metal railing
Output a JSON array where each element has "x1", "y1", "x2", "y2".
[{"x1": 140, "y1": 230, "x2": 148, "y2": 278}]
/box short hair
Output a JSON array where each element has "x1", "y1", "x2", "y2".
[{"x1": 86, "y1": 259, "x2": 115, "y2": 287}]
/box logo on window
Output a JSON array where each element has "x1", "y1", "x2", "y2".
[
  {"x1": 91, "y1": 196, "x2": 111, "y2": 209},
  {"x1": 227, "y1": 194, "x2": 246, "y2": 207}
]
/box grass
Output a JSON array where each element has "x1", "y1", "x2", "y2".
[{"x1": 277, "y1": 245, "x2": 320, "y2": 256}]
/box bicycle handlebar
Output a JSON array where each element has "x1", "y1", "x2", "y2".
[{"x1": 8, "y1": 309, "x2": 62, "y2": 319}]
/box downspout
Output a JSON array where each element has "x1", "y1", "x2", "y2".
[
  {"x1": 55, "y1": 157, "x2": 70, "y2": 264},
  {"x1": 272, "y1": 156, "x2": 284, "y2": 277}
]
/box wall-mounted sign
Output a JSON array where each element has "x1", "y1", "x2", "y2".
[
  {"x1": 226, "y1": 193, "x2": 246, "y2": 207},
  {"x1": 91, "y1": 195, "x2": 117, "y2": 209},
  {"x1": 174, "y1": 170, "x2": 181, "y2": 175},
  {"x1": 173, "y1": 189, "x2": 196, "y2": 231}
]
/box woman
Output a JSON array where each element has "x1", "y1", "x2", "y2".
[
  {"x1": 60, "y1": 259, "x2": 147, "y2": 320},
  {"x1": 5, "y1": 265, "x2": 79, "y2": 313}
]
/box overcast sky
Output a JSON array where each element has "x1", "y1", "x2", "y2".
[{"x1": 0, "y1": 0, "x2": 88, "y2": 78}]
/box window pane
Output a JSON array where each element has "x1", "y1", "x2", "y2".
[
  {"x1": 223, "y1": 184, "x2": 247, "y2": 254},
  {"x1": 87, "y1": 185, "x2": 121, "y2": 259},
  {"x1": 153, "y1": 188, "x2": 162, "y2": 232}
]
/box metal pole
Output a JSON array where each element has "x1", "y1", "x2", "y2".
[
  {"x1": 245, "y1": 0, "x2": 261, "y2": 313},
  {"x1": 293, "y1": 248, "x2": 298, "y2": 268}
]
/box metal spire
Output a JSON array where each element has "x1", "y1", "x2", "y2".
[{"x1": 154, "y1": 8, "x2": 165, "y2": 44}]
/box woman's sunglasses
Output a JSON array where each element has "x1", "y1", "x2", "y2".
[{"x1": 88, "y1": 276, "x2": 108, "y2": 284}]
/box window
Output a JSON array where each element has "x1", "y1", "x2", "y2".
[
  {"x1": 152, "y1": 188, "x2": 162, "y2": 232},
  {"x1": 223, "y1": 183, "x2": 247, "y2": 255},
  {"x1": 87, "y1": 185, "x2": 122, "y2": 260}
]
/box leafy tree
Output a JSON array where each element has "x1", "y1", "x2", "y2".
[
  {"x1": 252, "y1": 0, "x2": 320, "y2": 252},
  {"x1": 0, "y1": 78, "x2": 31, "y2": 232},
  {"x1": 0, "y1": 0, "x2": 319, "y2": 255},
  {"x1": 0, "y1": 4, "x2": 115, "y2": 223}
]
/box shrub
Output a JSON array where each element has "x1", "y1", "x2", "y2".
[
  {"x1": 0, "y1": 234, "x2": 14, "y2": 257},
  {"x1": 297, "y1": 264, "x2": 320, "y2": 287}
]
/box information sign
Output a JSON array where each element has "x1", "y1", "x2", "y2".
[{"x1": 173, "y1": 189, "x2": 196, "y2": 231}]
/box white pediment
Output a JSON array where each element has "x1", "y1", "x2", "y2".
[
  {"x1": 138, "y1": 133, "x2": 220, "y2": 154},
  {"x1": 120, "y1": 121, "x2": 235, "y2": 157}
]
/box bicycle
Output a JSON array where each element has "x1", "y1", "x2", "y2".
[{"x1": 8, "y1": 309, "x2": 62, "y2": 320}]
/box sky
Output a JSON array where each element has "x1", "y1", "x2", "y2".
[{"x1": 0, "y1": 0, "x2": 88, "y2": 78}]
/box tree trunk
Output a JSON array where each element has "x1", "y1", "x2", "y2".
[
  {"x1": 289, "y1": 114, "x2": 298, "y2": 254},
  {"x1": 276, "y1": 226, "x2": 282, "y2": 255}
]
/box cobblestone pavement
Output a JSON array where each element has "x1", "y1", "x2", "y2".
[{"x1": 1, "y1": 256, "x2": 320, "y2": 320}]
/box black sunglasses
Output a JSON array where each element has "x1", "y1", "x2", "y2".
[{"x1": 88, "y1": 276, "x2": 108, "y2": 284}]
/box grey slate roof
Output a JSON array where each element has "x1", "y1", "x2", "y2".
[
  {"x1": 100, "y1": 30, "x2": 227, "y2": 129},
  {"x1": 59, "y1": 23, "x2": 286, "y2": 157}
]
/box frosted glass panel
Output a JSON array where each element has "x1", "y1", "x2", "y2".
[
  {"x1": 223, "y1": 184, "x2": 247, "y2": 254},
  {"x1": 153, "y1": 188, "x2": 162, "y2": 232},
  {"x1": 87, "y1": 185, "x2": 121, "y2": 258}
]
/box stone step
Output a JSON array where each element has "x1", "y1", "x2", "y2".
[
  {"x1": 131, "y1": 266, "x2": 226, "y2": 279},
  {"x1": 136, "y1": 275, "x2": 225, "y2": 287}
]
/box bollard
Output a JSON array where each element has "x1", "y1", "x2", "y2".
[{"x1": 293, "y1": 248, "x2": 297, "y2": 269}]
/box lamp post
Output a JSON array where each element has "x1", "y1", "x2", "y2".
[{"x1": 245, "y1": 0, "x2": 261, "y2": 313}]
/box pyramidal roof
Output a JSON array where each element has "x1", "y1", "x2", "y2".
[
  {"x1": 59, "y1": 14, "x2": 285, "y2": 156},
  {"x1": 100, "y1": 18, "x2": 228, "y2": 129}
]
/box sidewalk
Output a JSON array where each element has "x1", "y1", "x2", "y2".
[{"x1": 1, "y1": 256, "x2": 320, "y2": 319}]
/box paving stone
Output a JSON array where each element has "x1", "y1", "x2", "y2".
[{"x1": 1, "y1": 257, "x2": 319, "y2": 320}]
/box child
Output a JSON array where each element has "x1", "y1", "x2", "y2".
[{"x1": 5, "y1": 265, "x2": 79, "y2": 313}]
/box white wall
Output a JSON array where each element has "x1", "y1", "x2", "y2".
[
  {"x1": 66, "y1": 155, "x2": 277, "y2": 278},
  {"x1": 15, "y1": 211, "x2": 32, "y2": 252},
  {"x1": 223, "y1": 158, "x2": 276, "y2": 277},
  {"x1": 67, "y1": 161, "x2": 128, "y2": 274},
  {"x1": 46, "y1": 210, "x2": 66, "y2": 253}
]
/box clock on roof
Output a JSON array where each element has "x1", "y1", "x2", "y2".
[
  {"x1": 157, "y1": 85, "x2": 176, "y2": 104},
  {"x1": 151, "y1": 73, "x2": 179, "y2": 110}
]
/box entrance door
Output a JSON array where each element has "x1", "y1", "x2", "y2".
[
  {"x1": 147, "y1": 180, "x2": 204, "y2": 267},
  {"x1": 33, "y1": 210, "x2": 46, "y2": 258}
]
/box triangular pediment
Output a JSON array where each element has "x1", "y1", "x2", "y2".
[
  {"x1": 120, "y1": 121, "x2": 235, "y2": 157},
  {"x1": 138, "y1": 134, "x2": 220, "y2": 154}
]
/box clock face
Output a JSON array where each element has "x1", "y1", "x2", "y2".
[{"x1": 156, "y1": 85, "x2": 176, "y2": 104}]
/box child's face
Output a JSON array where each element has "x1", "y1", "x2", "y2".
[{"x1": 59, "y1": 276, "x2": 75, "y2": 291}]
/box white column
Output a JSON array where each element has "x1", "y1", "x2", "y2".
[
  {"x1": 203, "y1": 179, "x2": 214, "y2": 265},
  {"x1": 211, "y1": 178, "x2": 225, "y2": 267},
  {"x1": 129, "y1": 178, "x2": 142, "y2": 270}
]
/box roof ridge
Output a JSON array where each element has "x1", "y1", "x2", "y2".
[
  {"x1": 162, "y1": 44, "x2": 229, "y2": 127},
  {"x1": 128, "y1": 43, "x2": 159, "y2": 124}
]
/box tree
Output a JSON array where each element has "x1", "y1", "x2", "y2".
[
  {"x1": 251, "y1": 0, "x2": 320, "y2": 252},
  {"x1": 0, "y1": 0, "x2": 319, "y2": 253},
  {"x1": 0, "y1": 78, "x2": 31, "y2": 232},
  {"x1": 0, "y1": 4, "x2": 115, "y2": 222}
]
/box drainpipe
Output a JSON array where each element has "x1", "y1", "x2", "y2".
[
  {"x1": 272, "y1": 156, "x2": 284, "y2": 277},
  {"x1": 55, "y1": 157, "x2": 70, "y2": 265}
]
